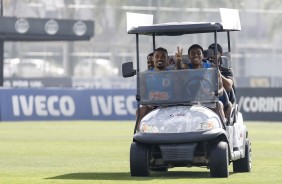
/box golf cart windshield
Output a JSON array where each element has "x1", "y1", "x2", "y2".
[{"x1": 139, "y1": 68, "x2": 219, "y2": 105}]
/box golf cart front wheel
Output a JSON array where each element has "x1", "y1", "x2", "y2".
[
  {"x1": 210, "y1": 141, "x2": 229, "y2": 178},
  {"x1": 130, "y1": 142, "x2": 150, "y2": 177}
]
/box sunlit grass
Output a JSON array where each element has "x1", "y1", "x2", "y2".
[{"x1": 0, "y1": 121, "x2": 282, "y2": 184}]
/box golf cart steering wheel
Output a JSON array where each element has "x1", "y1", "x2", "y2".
[{"x1": 185, "y1": 76, "x2": 214, "y2": 100}]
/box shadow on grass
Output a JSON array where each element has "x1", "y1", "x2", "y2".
[{"x1": 46, "y1": 171, "x2": 216, "y2": 181}]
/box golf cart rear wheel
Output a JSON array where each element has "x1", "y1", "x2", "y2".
[
  {"x1": 130, "y1": 142, "x2": 150, "y2": 177},
  {"x1": 210, "y1": 141, "x2": 229, "y2": 178},
  {"x1": 233, "y1": 139, "x2": 252, "y2": 172}
]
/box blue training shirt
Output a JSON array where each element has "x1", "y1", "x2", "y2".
[
  {"x1": 188, "y1": 62, "x2": 212, "y2": 69},
  {"x1": 145, "y1": 69, "x2": 174, "y2": 101}
]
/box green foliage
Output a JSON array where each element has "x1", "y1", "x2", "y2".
[{"x1": 0, "y1": 121, "x2": 282, "y2": 183}]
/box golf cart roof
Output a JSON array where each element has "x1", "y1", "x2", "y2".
[{"x1": 128, "y1": 22, "x2": 240, "y2": 36}]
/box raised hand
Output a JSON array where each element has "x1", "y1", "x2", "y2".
[
  {"x1": 175, "y1": 46, "x2": 183, "y2": 69},
  {"x1": 175, "y1": 46, "x2": 183, "y2": 61}
]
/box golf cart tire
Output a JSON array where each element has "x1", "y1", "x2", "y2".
[
  {"x1": 210, "y1": 141, "x2": 229, "y2": 178},
  {"x1": 233, "y1": 139, "x2": 252, "y2": 172},
  {"x1": 130, "y1": 142, "x2": 150, "y2": 177}
]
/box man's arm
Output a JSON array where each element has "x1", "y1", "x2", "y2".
[
  {"x1": 220, "y1": 68, "x2": 234, "y2": 91},
  {"x1": 218, "y1": 70, "x2": 224, "y2": 96},
  {"x1": 221, "y1": 74, "x2": 233, "y2": 91}
]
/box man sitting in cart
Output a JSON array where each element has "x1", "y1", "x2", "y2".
[
  {"x1": 208, "y1": 43, "x2": 235, "y2": 118},
  {"x1": 143, "y1": 47, "x2": 176, "y2": 100},
  {"x1": 137, "y1": 47, "x2": 176, "y2": 125},
  {"x1": 146, "y1": 52, "x2": 154, "y2": 71},
  {"x1": 175, "y1": 44, "x2": 227, "y2": 122},
  {"x1": 175, "y1": 44, "x2": 212, "y2": 69}
]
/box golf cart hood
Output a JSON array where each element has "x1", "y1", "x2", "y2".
[
  {"x1": 139, "y1": 105, "x2": 222, "y2": 133},
  {"x1": 135, "y1": 105, "x2": 226, "y2": 144}
]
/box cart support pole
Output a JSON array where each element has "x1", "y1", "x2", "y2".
[
  {"x1": 153, "y1": 33, "x2": 156, "y2": 50},
  {"x1": 134, "y1": 34, "x2": 140, "y2": 134},
  {"x1": 214, "y1": 31, "x2": 218, "y2": 67},
  {"x1": 227, "y1": 31, "x2": 231, "y2": 52},
  {"x1": 0, "y1": 0, "x2": 3, "y2": 86}
]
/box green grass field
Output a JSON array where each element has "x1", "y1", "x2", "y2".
[{"x1": 0, "y1": 121, "x2": 282, "y2": 184}]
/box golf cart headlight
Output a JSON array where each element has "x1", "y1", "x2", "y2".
[
  {"x1": 140, "y1": 123, "x2": 159, "y2": 133},
  {"x1": 195, "y1": 118, "x2": 219, "y2": 131}
]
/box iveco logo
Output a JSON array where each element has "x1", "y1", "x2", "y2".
[
  {"x1": 15, "y1": 18, "x2": 29, "y2": 34},
  {"x1": 73, "y1": 20, "x2": 87, "y2": 36},
  {"x1": 45, "y1": 19, "x2": 59, "y2": 35}
]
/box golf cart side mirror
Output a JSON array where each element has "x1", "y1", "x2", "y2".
[
  {"x1": 220, "y1": 56, "x2": 230, "y2": 69},
  {"x1": 122, "y1": 62, "x2": 136, "y2": 78}
]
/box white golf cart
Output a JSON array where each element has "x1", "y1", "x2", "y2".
[{"x1": 122, "y1": 11, "x2": 251, "y2": 178}]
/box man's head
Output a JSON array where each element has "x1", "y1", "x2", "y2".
[
  {"x1": 147, "y1": 52, "x2": 154, "y2": 69},
  {"x1": 188, "y1": 44, "x2": 204, "y2": 66},
  {"x1": 153, "y1": 47, "x2": 169, "y2": 70},
  {"x1": 208, "y1": 43, "x2": 223, "y2": 54},
  {"x1": 208, "y1": 43, "x2": 223, "y2": 63}
]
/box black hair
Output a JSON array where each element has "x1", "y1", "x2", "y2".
[
  {"x1": 203, "y1": 49, "x2": 214, "y2": 58},
  {"x1": 208, "y1": 43, "x2": 223, "y2": 54},
  {"x1": 188, "y1": 44, "x2": 204, "y2": 54},
  {"x1": 147, "y1": 52, "x2": 154, "y2": 59},
  {"x1": 154, "y1": 47, "x2": 168, "y2": 55}
]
